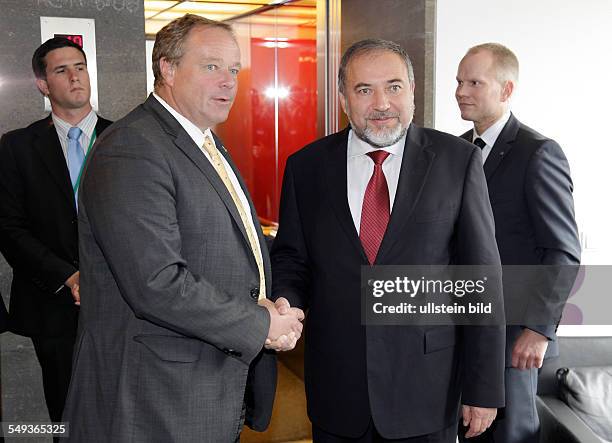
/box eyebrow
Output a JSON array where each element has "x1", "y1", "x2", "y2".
[
  {"x1": 204, "y1": 57, "x2": 242, "y2": 69},
  {"x1": 353, "y1": 78, "x2": 404, "y2": 89},
  {"x1": 52, "y1": 61, "x2": 87, "y2": 72},
  {"x1": 456, "y1": 75, "x2": 484, "y2": 82},
  {"x1": 354, "y1": 82, "x2": 371, "y2": 89}
]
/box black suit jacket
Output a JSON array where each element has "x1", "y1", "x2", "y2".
[
  {"x1": 0, "y1": 115, "x2": 112, "y2": 337},
  {"x1": 461, "y1": 114, "x2": 580, "y2": 363},
  {"x1": 271, "y1": 124, "x2": 506, "y2": 439}
]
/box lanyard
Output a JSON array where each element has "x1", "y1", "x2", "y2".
[{"x1": 73, "y1": 129, "x2": 96, "y2": 194}]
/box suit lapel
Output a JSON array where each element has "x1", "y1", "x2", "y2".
[
  {"x1": 460, "y1": 130, "x2": 472, "y2": 144},
  {"x1": 142, "y1": 96, "x2": 253, "y2": 262},
  {"x1": 33, "y1": 117, "x2": 76, "y2": 212},
  {"x1": 376, "y1": 124, "x2": 434, "y2": 264},
  {"x1": 483, "y1": 113, "x2": 518, "y2": 181},
  {"x1": 323, "y1": 128, "x2": 369, "y2": 263},
  {"x1": 177, "y1": 131, "x2": 252, "y2": 250},
  {"x1": 94, "y1": 117, "x2": 112, "y2": 135}
]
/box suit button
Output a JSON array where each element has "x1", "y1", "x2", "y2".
[
  {"x1": 71, "y1": 218, "x2": 77, "y2": 224},
  {"x1": 222, "y1": 348, "x2": 242, "y2": 358},
  {"x1": 250, "y1": 287, "x2": 260, "y2": 300},
  {"x1": 72, "y1": 260, "x2": 79, "y2": 266}
]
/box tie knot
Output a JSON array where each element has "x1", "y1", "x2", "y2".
[
  {"x1": 366, "y1": 150, "x2": 390, "y2": 166},
  {"x1": 68, "y1": 127, "x2": 82, "y2": 140},
  {"x1": 473, "y1": 137, "x2": 486, "y2": 149}
]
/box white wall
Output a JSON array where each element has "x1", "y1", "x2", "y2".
[
  {"x1": 146, "y1": 39, "x2": 154, "y2": 95},
  {"x1": 435, "y1": 0, "x2": 612, "y2": 335}
]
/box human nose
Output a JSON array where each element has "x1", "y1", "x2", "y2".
[
  {"x1": 372, "y1": 89, "x2": 390, "y2": 111},
  {"x1": 456, "y1": 83, "x2": 467, "y2": 99},
  {"x1": 68, "y1": 68, "x2": 80, "y2": 82},
  {"x1": 220, "y1": 70, "x2": 237, "y2": 89}
]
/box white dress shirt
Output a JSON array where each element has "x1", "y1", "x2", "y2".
[
  {"x1": 152, "y1": 93, "x2": 264, "y2": 270},
  {"x1": 347, "y1": 129, "x2": 407, "y2": 233},
  {"x1": 52, "y1": 109, "x2": 98, "y2": 161},
  {"x1": 472, "y1": 110, "x2": 511, "y2": 163},
  {"x1": 52, "y1": 109, "x2": 98, "y2": 293}
]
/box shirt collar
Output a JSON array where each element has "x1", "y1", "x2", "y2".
[
  {"x1": 153, "y1": 92, "x2": 213, "y2": 148},
  {"x1": 347, "y1": 128, "x2": 407, "y2": 159},
  {"x1": 473, "y1": 110, "x2": 511, "y2": 147},
  {"x1": 52, "y1": 108, "x2": 97, "y2": 140}
]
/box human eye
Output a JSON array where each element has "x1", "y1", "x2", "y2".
[
  {"x1": 471, "y1": 80, "x2": 480, "y2": 86},
  {"x1": 206, "y1": 64, "x2": 218, "y2": 71},
  {"x1": 389, "y1": 84, "x2": 402, "y2": 93},
  {"x1": 357, "y1": 88, "x2": 371, "y2": 95},
  {"x1": 229, "y1": 67, "x2": 240, "y2": 76}
]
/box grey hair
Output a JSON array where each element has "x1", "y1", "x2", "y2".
[{"x1": 338, "y1": 38, "x2": 414, "y2": 94}]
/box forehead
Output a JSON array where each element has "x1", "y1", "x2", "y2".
[
  {"x1": 346, "y1": 50, "x2": 408, "y2": 84},
  {"x1": 44, "y1": 47, "x2": 85, "y2": 69},
  {"x1": 458, "y1": 50, "x2": 496, "y2": 76},
  {"x1": 183, "y1": 26, "x2": 240, "y2": 62}
]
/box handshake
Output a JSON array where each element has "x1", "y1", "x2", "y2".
[{"x1": 259, "y1": 297, "x2": 305, "y2": 352}]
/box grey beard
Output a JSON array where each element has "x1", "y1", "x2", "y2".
[{"x1": 351, "y1": 119, "x2": 407, "y2": 148}]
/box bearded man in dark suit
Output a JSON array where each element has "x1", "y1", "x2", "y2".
[{"x1": 271, "y1": 39, "x2": 506, "y2": 443}]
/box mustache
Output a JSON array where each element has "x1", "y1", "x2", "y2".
[{"x1": 366, "y1": 112, "x2": 399, "y2": 120}]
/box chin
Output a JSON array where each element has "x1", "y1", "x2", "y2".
[
  {"x1": 460, "y1": 111, "x2": 473, "y2": 122},
  {"x1": 69, "y1": 101, "x2": 89, "y2": 109}
]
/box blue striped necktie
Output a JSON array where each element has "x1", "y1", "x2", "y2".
[{"x1": 67, "y1": 126, "x2": 84, "y2": 209}]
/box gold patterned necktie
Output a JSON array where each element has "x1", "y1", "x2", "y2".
[{"x1": 202, "y1": 135, "x2": 266, "y2": 300}]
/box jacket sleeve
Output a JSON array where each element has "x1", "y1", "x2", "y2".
[
  {"x1": 270, "y1": 157, "x2": 312, "y2": 310},
  {"x1": 456, "y1": 147, "x2": 506, "y2": 408},
  {"x1": 523, "y1": 140, "x2": 581, "y2": 338}
]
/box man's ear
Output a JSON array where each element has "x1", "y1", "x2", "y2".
[
  {"x1": 501, "y1": 79, "x2": 514, "y2": 103},
  {"x1": 35, "y1": 78, "x2": 49, "y2": 97},
  {"x1": 339, "y1": 92, "x2": 348, "y2": 116},
  {"x1": 159, "y1": 57, "x2": 176, "y2": 87}
]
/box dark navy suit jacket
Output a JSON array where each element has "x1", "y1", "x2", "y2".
[
  {"x1": 461, "y1": 113, "x2": 581, "y2": 364},
  {"x1": 272, "y1": 124, "x2": 506, "y2": 439}
]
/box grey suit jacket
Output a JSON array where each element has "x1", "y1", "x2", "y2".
[{"x1": 63, "y1": 95, "x2": 276, "y2": 442}]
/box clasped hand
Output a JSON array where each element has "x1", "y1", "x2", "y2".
[
  {"x1": 259, "y1": 297, "x2": 304, "y2": 352},
  {"x1": 65, "y1": 271, "x2": 80, "y2": 306}
]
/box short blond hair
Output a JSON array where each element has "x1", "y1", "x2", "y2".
[
  {"x1": 152, "y1": 14, "x2": 234, "y2": 89},
  {"x1": 465, "y1": 42, "x2": 519, "y2": 84}
]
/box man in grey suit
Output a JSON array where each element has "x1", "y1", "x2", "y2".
[{"x1": 62, "y1": 14, "x2": 304, "y2": 442}]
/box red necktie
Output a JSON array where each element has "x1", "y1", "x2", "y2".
[{"x1": 360, "y1": 150, "x2": 391, "y2": 264}]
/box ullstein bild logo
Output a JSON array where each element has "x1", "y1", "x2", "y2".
[{"x1": 361, "y1": 265, "x2": 581, "y2": 326}]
